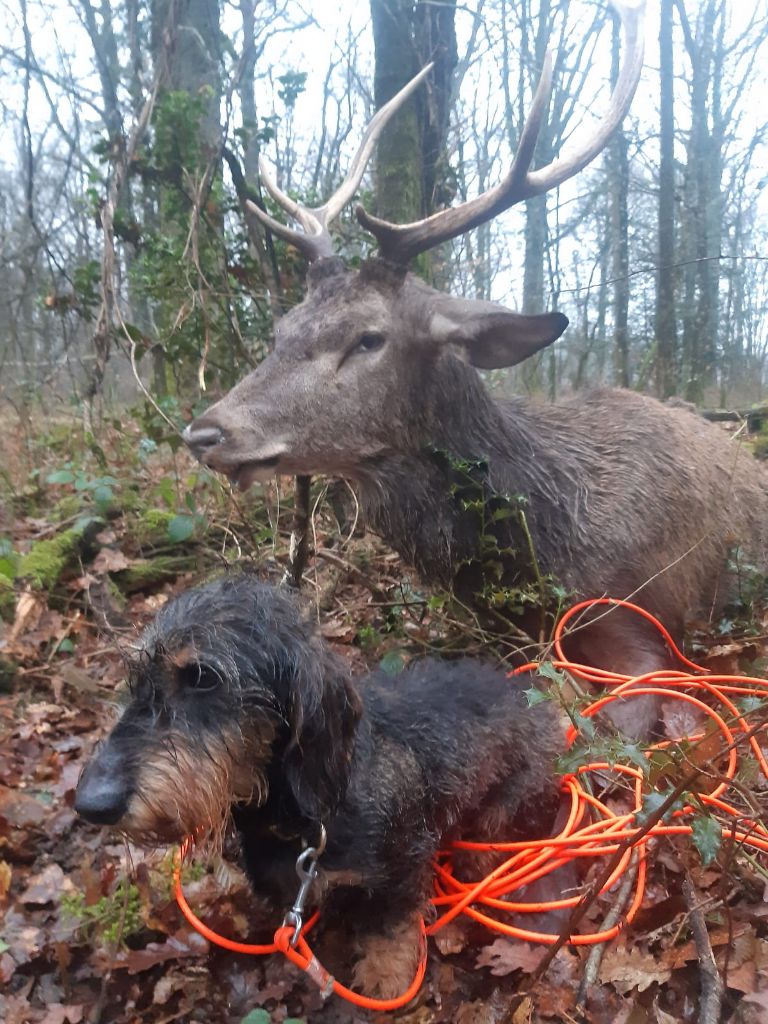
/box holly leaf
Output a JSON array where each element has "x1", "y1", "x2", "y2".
[{"x1": 691, "y1": 813, "x2": 722, "y2": 866}]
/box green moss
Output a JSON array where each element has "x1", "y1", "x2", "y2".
[
  {"x1": 18, "y1": 518, "x2": 103, "y2": 590},
  {"x1": 113, "y1": 555, "x2": 196, "y2": 594},
  {"x1": 129, "y1": 508, "x2": 176, "y2": 547},
  {"x1": 752, "y1": 434, "x2": 768, "y2": 460},
  {"x1": 11, "y1": 485, "x2": 44, "y2": 516},
  {"x1": 0, "y1": 655, "x2": 18, "y2": 692},
  {"x1": 0, "y1": 574, "x2": 14, "y2": 622},
  {"x1": 104, "y1": 576, "x2": 127, "y2": 610},
  {"x1": 52, "y1": 494, "x2": 83, "y2": 521},
  {"x1": 119, "y1": 488, "x2": 143, "y2": 514}
]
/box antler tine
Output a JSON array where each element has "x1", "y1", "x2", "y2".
[
  {"x1": 357, "y1": 0, "x2": 645, "y2": 265},
  {"x1": 245, "y1": 64, "x2": 433, "y2": 263},
  {"x1": 245, "y1": 160, "x2": 334, "y2": 262},
  {"x1": 526, "y1": 0, "x2": 644, "y2": 194},
  {"x1": 320, "y1": 63, "x2": 434, "y2": 224}
]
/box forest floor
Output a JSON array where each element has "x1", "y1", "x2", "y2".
[{"x1": 1, "y1": 410, "x2": 768, "y2": 1024}]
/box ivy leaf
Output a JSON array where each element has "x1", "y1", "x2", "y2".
[
  {"x1": 167, "y1": 514, "x2": 196, "y2": 544},
  {"x1": 92, "y1": 484, "x2": 114, "y2": 511},
  {"x1": 46, "y1": 469, "x2": 75, "y2": 485},
  {"x1": 691, "y1": 814, "x2": 722, "y2": 866},
  {"x1": 379, "y1": 651, "x2": 406, "y2": 676},
  {"x1": 240, "y1": 1012, "x2": 270, "y2": 1024}
]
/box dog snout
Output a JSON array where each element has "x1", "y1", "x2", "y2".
[
  {"x1": 182, "y1": 421, "x2": 224, "y2": 458},
  {"x1": 74, "y1": 759, "x2": 130, "y2": 826}
]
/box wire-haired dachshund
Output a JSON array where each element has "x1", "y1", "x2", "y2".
[{"x1": 75, "y1": 575, "x2": 564, "y2": 997}]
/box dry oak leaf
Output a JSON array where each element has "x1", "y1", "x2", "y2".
[
  {"x1": 0, "y1": 859, "x2": 12, "y2": 901},
  {"x1": 39, "y1": 1005, "x2": 84, "y2": 1024},
  {"x1": 90, "y1": 548, "x2": 130, "y2": 574},
  {"x1": 104, "y1": 929, "x2": 209, "y2": 973},
  {"x1": 475, "y1": 937, "x2": 546, "y2": 976},
  {"x1": 598, "y1": 946, "x2": 672, "y2": 994},
  {"x1": 20, "y1": 862, "x2": 67, "y2": 906}
]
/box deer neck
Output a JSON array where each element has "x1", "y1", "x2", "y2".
[{"x1": 354, "y1": 358, "x2": 578, "y2": 595}]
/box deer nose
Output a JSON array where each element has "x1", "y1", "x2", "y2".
[{"x1": 182, "y1": 423, "x2": 224, "y2": 455}]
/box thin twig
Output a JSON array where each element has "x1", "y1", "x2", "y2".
[
  {"x1": 499, "y1": 709, "x2": 768, "y2": 1022},
  {"x1": 285, "y1": 475, "x2": 311, "y2": 589},
  {"x1": 576, "y1": 853, "x2": 638, "y2": 1010},
  {"x1": 682, "y1": 871, "x2": 724, "y2": 1024},
  {"x1": 314, "y1": 548, "x2": 390, "y2": 604}
]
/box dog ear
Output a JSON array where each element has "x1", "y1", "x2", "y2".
[{"x1": 281, "y1": 649, "x2": 362, "y2": 825}]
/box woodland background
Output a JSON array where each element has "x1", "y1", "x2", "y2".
[{"x1": 2, "y1": 2, "x2": 768, "y2": 1024}]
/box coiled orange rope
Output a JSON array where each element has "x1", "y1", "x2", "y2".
[{"x1": 174, "y1": 597, "x2": 768, "y2": 1010}]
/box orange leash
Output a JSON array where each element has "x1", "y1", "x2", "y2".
[{"x1": 174, "y1": 597, "x2": 768, "y2": 1010}]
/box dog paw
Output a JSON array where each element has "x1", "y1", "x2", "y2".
[{"x1": 352, "y1": 914, "x2": 424, "y2": 1000}]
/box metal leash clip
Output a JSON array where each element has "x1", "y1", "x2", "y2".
[{"x1": 283, "y1": 825, "x2": 327, "y2": 947}]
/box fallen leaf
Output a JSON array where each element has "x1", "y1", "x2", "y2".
[
  {"x1": 0, "y1": 785, "x2": 49, "y2": 828},
  {"x1": 666, "y1": 925, "x2": 748, "y2": 969},
  {"x1": 91, "y1": 549, "x2": 130, "y2": 574},
  {"x1": 320, "y1": 617, "x2": 354, "y2": 641},
  {"x1": 475, "y1": 937, "x2": 545, "y2": 976},
  {"x1": 0, "y1": 952, "x2": 15, "y2": 984},
  {"x1": 39, "y1": 1004, "x2": 84, "y2": 1024},
  {"x1": 599, "y1": 946, "x2": 672, "y2": 994},
  {"x1": 104, "y1": 930, "x2": 209, "y2": 973},
  {"x1": 9, "y1": 589, "x2": 44, "y2": 642},
  {"x1": 432, "y1": 920, "x2": 467, "y2": 955},
  {"x1": 21, "y1": 863, "x2": 66, "y2": 906},
  {"x1": 57, "y1": 664, "x2": 101, "y2": 693},
  {"x1": 0, "y1": 860, "x2": 12, "y2": 901},
  {"x1": 742, "y1": 991, "x2": 768, "y2": 1011},
  {"x1": 660, "y1": 699, "x2": 706, "y2": 739}
]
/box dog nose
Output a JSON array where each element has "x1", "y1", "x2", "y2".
[
  {"x1": 74, "y1": 771, "x2": 129, "y2": 826},
  {"x1": 182, "y1": 422, "x2": 224, "y2": 455}
]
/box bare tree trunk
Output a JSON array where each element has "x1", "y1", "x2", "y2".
[
  {"x1": 369, "y1": 0, "x2": 456, "y2": 280},
  {"x1": 370, "y1": 0, "x2": 422, "y2": 223},
  {"x1": 677, "y1": 0, "x2": 723, "y2": 403},
  {"x1": 654, "y1": 0, "x2": 677, "y2": 397},
  {"x1": 608, "y1": 11, "x2": 630, "y2": 389}
]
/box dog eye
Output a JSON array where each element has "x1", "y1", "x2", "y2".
[
  {"x1": 353, "y1": 332, "x2": 386, "y2": 355},
  {"x1": 177, "y1": 663, "x2": 220, "y2": 692}
]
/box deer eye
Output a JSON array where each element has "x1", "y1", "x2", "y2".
[
  {"x1": 353, "y1": 332, "x2": 386, "y2": 355},
  {"x1": 177, "y1": 663, "x2": 221, "y2": 692}
]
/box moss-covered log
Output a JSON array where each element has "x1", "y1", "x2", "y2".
[
  {"x1": 112, "y1": 555, "x2": 197, "y2": 594},
  {"x1": 17, "y1": 518, "x2": 104, "y2": 591}
]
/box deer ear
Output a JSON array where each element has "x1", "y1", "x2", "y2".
[{"x1": 428, "y1": 296, "x2": 568, "y2": 369}]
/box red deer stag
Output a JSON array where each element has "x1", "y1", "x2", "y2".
[{"x1": 184, "y1": 1, "x2": 768, "y2": 737}]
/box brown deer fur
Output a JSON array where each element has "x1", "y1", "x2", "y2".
[{"x1": 185, "y1": 259, "x2": 768, "y2": 735}]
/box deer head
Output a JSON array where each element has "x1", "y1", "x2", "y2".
[{"x1": 184, "y1": 1, "x2": 644, "y2": 489}]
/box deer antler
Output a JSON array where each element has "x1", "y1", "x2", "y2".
[
  {"x1": 245, "y1": 64, "x2": 433, "y2": 262},
  {"x1": 357, "y1": 0, "x2": 645, "y2": 265}
]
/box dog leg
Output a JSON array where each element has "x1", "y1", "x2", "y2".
[{"x1": 351, "y1": 909, "x2": 425, "y2": 1000}]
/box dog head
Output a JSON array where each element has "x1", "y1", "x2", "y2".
[{"x1": 75, "y1": 576, "x2": 362, "y2": 848}]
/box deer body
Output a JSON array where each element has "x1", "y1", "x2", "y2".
[
  {"x1": 187, "y1": 259, "x2": 768, "y2": 711},
  {"x1": 183, "y1": 2, "x2": 768, "y2": 734}
]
